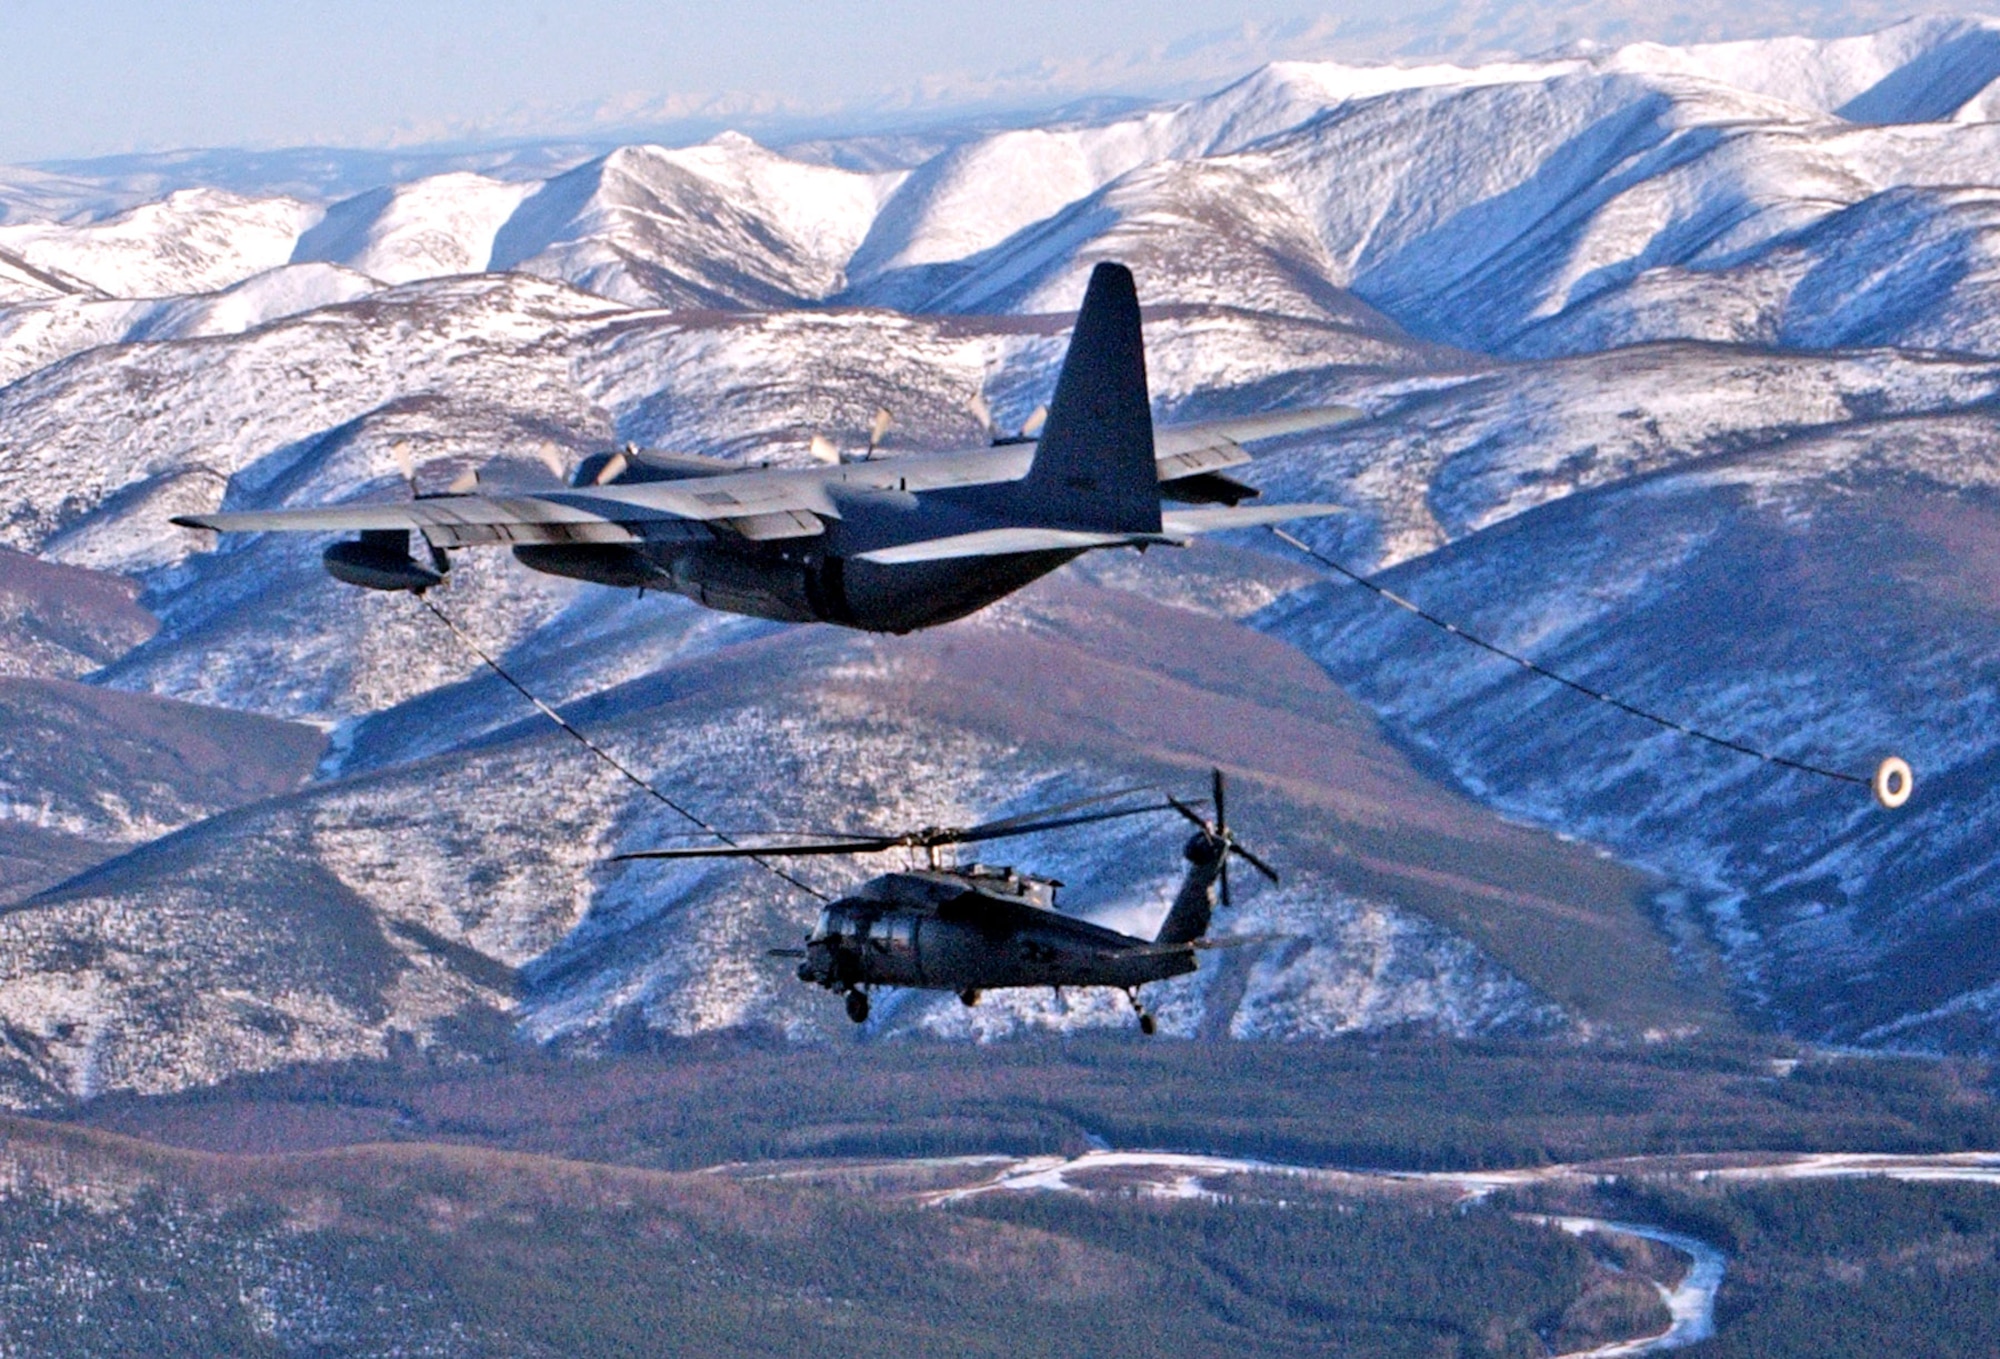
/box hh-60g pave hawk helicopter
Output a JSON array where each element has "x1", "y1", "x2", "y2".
[
  {"x1": 614, "y1": 769, "x2": 1274, "y2": 1032},
  {"x1": 172, "y1": 262, "x2": 1353, "y2": 634}
]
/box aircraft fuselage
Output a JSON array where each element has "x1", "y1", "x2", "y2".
[
  {"x1": 512, "y1": 537, "x2": 1083, "y2": 633},
  {"x1": 797, "y1": 887, "x2": 1197, "y2": 995}
]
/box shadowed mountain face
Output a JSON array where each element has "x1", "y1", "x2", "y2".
[
  {"x1": 0, "y1": 564, "x2": 1700, "y2": 1106},
  {"x1": 1, "y1": 18, "x2": 1999, "y2": 1101},
  {"x1": 0, "y1": 551, "x2": 321, "y2": 904},
  {"x1": 1266, "y1": 427, "x2": 2000, "y2": 1050}
]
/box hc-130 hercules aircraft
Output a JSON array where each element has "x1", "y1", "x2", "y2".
[{"x1": 173, "y1": 262, "x2": 1354, "y2": 634}]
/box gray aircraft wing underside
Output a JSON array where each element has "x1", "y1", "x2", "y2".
[{"x1": 174, "y1": 404, "x2": 1361, "y2": 551}]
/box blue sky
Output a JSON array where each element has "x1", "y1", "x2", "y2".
[
  {"x1": 0, "y1": 1, "x2": 1317, "y2": 159},
  {"x1": 0, "y1": 0, "x2": 1963, "y2": 163}
]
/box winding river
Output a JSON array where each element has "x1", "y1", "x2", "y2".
[{"x1": 751, "y1": 1148, "x2": 2000, "y2": 1355}]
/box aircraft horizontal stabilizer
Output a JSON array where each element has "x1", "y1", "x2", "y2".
[
  {"x1": 1153, "y1": 405, "x2": 1363, "y2": 463},
  {"x1": 853, "y1": 527, "x2": 1174, "y2": 564},
  {"x1": 1160, "y1": 503, "x2": 1345, "y2": 536}
]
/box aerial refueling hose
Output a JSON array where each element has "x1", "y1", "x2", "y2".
[
  {"x1": 414, "y1": 594, "x2": 831, "y2": 901},
  {"x1": 1269, "y1": 527, "x2": 1912, "y2": 809}
]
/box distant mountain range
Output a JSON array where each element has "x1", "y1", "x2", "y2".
[{"x1": 0, "y1": 16, "x2": 1996, "y2": 1104}]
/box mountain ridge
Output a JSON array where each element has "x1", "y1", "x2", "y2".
[{"x1": 0, "y1": 17, "x2": 1992, "y2": 1104}]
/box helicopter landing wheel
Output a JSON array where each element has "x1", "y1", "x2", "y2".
[
  {"x1": 844, "y1": 989, "x2": 870, "y2": 1024},
  {"x1": 958, "y1": 988, "x2": 980, "y2": 1008},
  {"x1": 1139, "y1": 1012, "x2": 1157, "y2": 1036}
]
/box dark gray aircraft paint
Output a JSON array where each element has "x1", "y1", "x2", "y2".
[
  {"x1": 174, "y1": 262, "x2": 1353, "y2": 634},
  {"x1": 617, "y1": 770, "x2": 1275, "y2": 1030}
]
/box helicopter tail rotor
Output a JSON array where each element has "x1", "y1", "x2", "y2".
[{"x1": 1165, "y1": 768, "x2": 1277, "y2": 917}]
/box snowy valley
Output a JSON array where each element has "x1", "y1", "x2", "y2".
[{"x1": 0, "y1": 15, "x2": 1998, "y2": 1103}]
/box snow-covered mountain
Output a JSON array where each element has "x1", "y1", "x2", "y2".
[{"x1": 0, "y1": 16, "x2": 1998, "y2": 1102}]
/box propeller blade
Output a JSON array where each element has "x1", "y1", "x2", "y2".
[
  {"x1": 594, "y1": 451, "x2": 630, "y2": 485},
  {"x1": 1213, "y1": 768, "x2": 1232, "y2": 906},
  {"x1": 391, "y1": 441, "x2": 418, "y2": 495},
  {"x1": 1020, "y1": 405, "x2": 1047, "y2": 438},
  {"x1": 808, "y1": 434, "x2": 840, "y2": 465},
  {"x1": 1229, "y1": 841, "x2": 1281, "y2": 884},
  {"x1": 536, "y1": 443, "x2": 570, "y2": 482},
  {"x1": 867, "y1": 407, "x2": 892, "y2": 455},
  {"x1": 447, "y1": 467, "x2": 481, "y2": 494},
  {"x1": 1164, "y1": 793, "x2": 1210, "y2": 832},
  {"x1": 969, "y1": 391, "x2": 993, "y2": 437}
]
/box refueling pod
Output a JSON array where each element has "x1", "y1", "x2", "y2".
[{"x1": 322, "y1": 529, "x2": 444, "y2": 593}]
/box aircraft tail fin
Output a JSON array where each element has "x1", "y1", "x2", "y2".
[{"x1": 1015, "y1": 262, "x2": 1161, "y2": 535}]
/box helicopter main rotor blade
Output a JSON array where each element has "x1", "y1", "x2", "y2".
[
  {"x1": 935, "y1": 800, "x2": 1176, "y2": 848},
  {"x1": 613, "y1": 836, "x2": 898, "y2": 861},
  {"x1": 616, "y1": 788, "x2": 1169, "y2": 864},
  {"x1": 932, "y1": 785, "x2": 1157, "y2": 843}
]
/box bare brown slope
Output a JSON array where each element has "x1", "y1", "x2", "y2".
[
  {"x1": 0, "y1": 544, "x2": 156, "y2": 678},
  {"x1": 0, "y1": 676, "x2": 325, "y2": 902}
]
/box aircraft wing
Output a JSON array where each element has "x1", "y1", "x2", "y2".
[
  {"x1": 1152, "y1": 404, "x2": 1362, "y2": 479},
  {"x1": 173, "y1": 402, "x2": 1359, "y2": 551},
  {"x1": 174, "y1": 485, "x2": 827, "y2": 547}
]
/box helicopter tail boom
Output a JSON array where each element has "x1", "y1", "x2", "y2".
[
  {"x1": 1155, "y1": 830, "x2": 1225, "y2": 945},
  {"x1": 1156, "y1": 768, "x2": 1278, "y2": 945}
]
